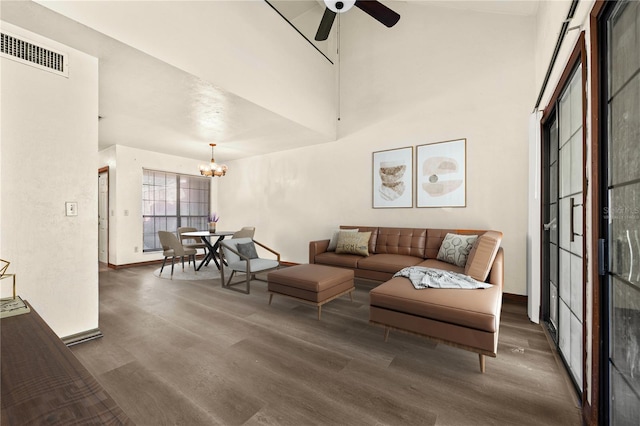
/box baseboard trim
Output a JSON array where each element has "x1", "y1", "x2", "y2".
[
  {"x1": 503, "y1": 293, "x2": 527, "y2": 305},
  {"x1": 62, "y1": 328, "x2": 103, "y2": 346}
]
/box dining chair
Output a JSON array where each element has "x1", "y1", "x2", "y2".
[
  {"x1": 232, "y1": 226, "x2": 256, "y2": 239},
  {"x1": 178, "y1": 227, "x2": 208, "y2": 259},
  {"x1": 219, "y1": 237, "x2": 279, "y2": 294},
  {"x1": 158, "y1": 231, "x2": 197, "y2": 279}
]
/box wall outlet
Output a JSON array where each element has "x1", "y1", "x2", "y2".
[
  {"x1": 124, "y1": 209, "x2": 129, "y2": 216},
  {"x1": 134, "y1": 246, "x2": 139, "y2": 253}
]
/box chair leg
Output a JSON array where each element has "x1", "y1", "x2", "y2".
[
  {"x1": 191, "y1": 255, "x2": 197, "y2": 272},
  {"x1": 160, "y1": 257, "x2": 167, "y2": 275},
  {"x1": 170, "y1": 256, "x2": 176, "y2": 279}
]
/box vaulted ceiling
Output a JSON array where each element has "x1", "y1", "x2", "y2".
[{"x1": 1, "y1": 1, "x2": 539, "y2": 163}]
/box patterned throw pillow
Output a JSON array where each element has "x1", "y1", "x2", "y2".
[
  {"x1": 335, "y1": 231, "x2": 371, "y2": 256},
  {"x1": 436, "y1": 233, "x2": 478, "y2": 267},
  {"x1": 237, "y1": 242, "x2": 259, "y2": 259},
  {"x1": 327, "y1": 228, "x2": 358, "y2": 251}
]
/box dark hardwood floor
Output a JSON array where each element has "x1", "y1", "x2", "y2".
[{"x1": 70, "y1": 265, "x2": 582, "y2": 425}]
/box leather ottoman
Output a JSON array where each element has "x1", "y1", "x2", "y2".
[{"x1": 267, "y1": 264, "x2": 355, "y2": 320}]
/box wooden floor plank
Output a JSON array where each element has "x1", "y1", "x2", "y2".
[{"x1": 69, "y1": 265, "x2": 582, "y2": 425}]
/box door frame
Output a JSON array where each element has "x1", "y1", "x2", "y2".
[
  {"x1": 98, "y1": 166, "x2": 110, "y2": 267},
  {"x1": 539, "y1": 30, "x2": 588, "y2": 414}
]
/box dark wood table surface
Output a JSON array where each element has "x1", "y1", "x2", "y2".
[{"x1": 1, "y1": 301, "x2": 131, "y2": 425}]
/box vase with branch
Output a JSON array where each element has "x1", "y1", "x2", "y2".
[{"x1": 208, "y1": 213, "x2": 219, "y2": 233}]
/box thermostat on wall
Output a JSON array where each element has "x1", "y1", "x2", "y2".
[{"x1": 65, "y1": 202, "x2": 78, "y2": 216}]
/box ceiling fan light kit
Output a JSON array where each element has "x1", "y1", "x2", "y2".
[{"x1": 315, "y1": 0, "x2": 401, "y2": 41}]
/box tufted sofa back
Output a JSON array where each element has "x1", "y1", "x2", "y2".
[
  {"x1": 341, "y1": 226, "x2": 488, "y2": 259},
  {"x1": 375, "y1": 227, "x2": 426, "y2": 258}
]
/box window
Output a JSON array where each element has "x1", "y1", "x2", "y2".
[{"x1": 142, "y1": 169, "x2": 210, "y2": 252}]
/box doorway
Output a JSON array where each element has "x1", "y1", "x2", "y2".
[
  {"x1": 98, "y1": 167, "x2": 109, "y2": 266},
  {"x1": 541, "y1": 34, "x2": 587, "y2": 397}
]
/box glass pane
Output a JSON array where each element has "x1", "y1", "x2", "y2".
[
  {"x1": 560, "y1": 143, "x2": 571, "y2": 197},
  {"x1": 559, "y1": 197, "x2": 571, "y2": 250},
  {"x1": 610, "y1": 0, "x2": 640, "y2": 94},
  {"x1": 610, "y1": 183, "x2": 640, "y2": 286},
  {"x1": 550, "y1": 119, "x2": 558, "y2": 164},
  {"x1": 154, "y1": 171, "x2": 165, "y2": 186},
  {"x1": 166, "y1": 217, "x2": 177, "y2": 232},
  {"x1": 570, "y1": 312, "x2": 583, "y2": 389},
  {"x1": 570, "y1": 67, "x2": 583, "y2": 135},
  {"x1": 143, "y1": 233, "x2": 156, "y2": 251},
  {"x1": 166, "y1": 200, "x2": 177, "y2": 216},
  {"x1": 143, "y1": 218, "x2": 154, "y2": 235},
  {"x1": 610, "y1": 73, "x2": 640, "y2": 186},
  {"x1": 611, "y1": 278, "x2": 640, "y2": 396},
  {"x1": 559, "y1": 299, "x2": 571, "y2": 360},
  {"x1": 611, "y1": 366, "x2": 640, "y2": 426},
  {"x1": 550, "y1": 162, "x2": 558, "y2": 203},
  {"x1": 156, "y1": 201, "x2": 165, "y2": 216},
  {"x1": 571, "y1": 253, "x2": 583, "y2": 321},
  {"x1": 559, "y1": 92, "x2": 571, "y2": 145},
  {"x1": 560, "y1": 249, "x2": 571, "y2": 302},
  {"x1": 550, "y1": 282, "x2": 558, "y2": 328},
  {"x1": 570, "y1": 132, "x2": 583, "y2": 195}
]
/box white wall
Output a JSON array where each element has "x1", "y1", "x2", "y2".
[
  {"x1": 36, "y1": 0, "x2": 336, "y2": 139},
  {"x1": 100, "y1": 145, "x2": 217, "y2": 266},
  {"x1": 218, "y1": 3, "x2": 536, "y2": 296},
  {"x1": 0, "y1": 22, "x2": 99, "y2": 338}
]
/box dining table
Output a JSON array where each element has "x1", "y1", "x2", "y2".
[{"x1": 181, "y1": 230, "x2": 235, "y2": 271}]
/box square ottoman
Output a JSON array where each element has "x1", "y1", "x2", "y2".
[{"x1": 267, "y1": 264, "x2": 355, "y2": 320}]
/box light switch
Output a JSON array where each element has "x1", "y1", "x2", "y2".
[{"x1": 65, "y1": 202, "x2": 78, "y2": 216}]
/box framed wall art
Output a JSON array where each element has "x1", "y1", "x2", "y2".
[
  {"x1": 416, "y1": 138, "x2": 466, "y2": 208},
  {"x1": 372, "y1": 146, "x2": 413, "y2": 208}
]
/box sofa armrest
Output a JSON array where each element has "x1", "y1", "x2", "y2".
[
  {"x1": 309, "y1": 239, "x2": 330, "y2": 264},
  {"x1": 488, "y1": 247, "x2": 504, "y2": 288}
]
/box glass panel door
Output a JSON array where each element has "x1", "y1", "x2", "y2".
[
  {"x1": 604, "y1": 1, "x2": 640, "y2": 423},
  {"x1": 543, "y1": 63, "x2": 585, "y2": 392}
]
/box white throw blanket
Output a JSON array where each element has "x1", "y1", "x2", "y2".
[{"x1": 394, "y1": 266, "x2": 493, "y2": 290}]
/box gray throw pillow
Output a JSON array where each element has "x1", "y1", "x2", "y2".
[{"x1": 237, "y1": 242, "x2": 259, "y2": 259}]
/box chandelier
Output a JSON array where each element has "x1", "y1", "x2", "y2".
[{"x1": 199, "y1": 143, "x2": 228, "y2": 177}]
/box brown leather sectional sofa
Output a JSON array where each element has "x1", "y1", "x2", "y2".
[{"x1": 309, "y1": 226, "x2": 504, "y2": 372}]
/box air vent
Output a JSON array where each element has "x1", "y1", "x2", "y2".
[{"x1": 1, "y1": 30, "x2": 68, "y2": 77}]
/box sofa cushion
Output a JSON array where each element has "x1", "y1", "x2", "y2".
[
  {"x1": 341, "y1": 226, "x2": 378, "y2": 254},
  {"x1": 358, "y1": 254, "x2": 423, "y2": 274},
  {"x1": 336, "y1": 231, "x2": 372, "y2": 256},
  {"x1": 315, "y1": 252, "x2": 361, "y2": 268},
  {"x1": 327, "y1": 228, "x2": 358, "y2": 251},
  {"x1": 417, "y1": 258, "x2": 465, "y2": 273},
  {"x1": 465, "y1": 231, "x2": 503, "y2": 282},
  {"x1": 369, "y1": 277, "x2": 501, "y2": 332},
  {"x1": 436, "y1": 233, "x2": 478, "y2": 267},
  {"x1": 375, "y1": 228, "x2": 427, "y2": 258}
]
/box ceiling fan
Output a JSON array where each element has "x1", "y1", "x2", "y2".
[{"x1": 314, "y1": 0, "x2": 401, "y2": 41}]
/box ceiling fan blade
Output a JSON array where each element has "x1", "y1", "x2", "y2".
[
  {"x1": 355, "y1": 0, "x2": 400, "y2": 28},
  {"x1": 315, "y1": 8, "x2": 337, "y2": 41}
]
